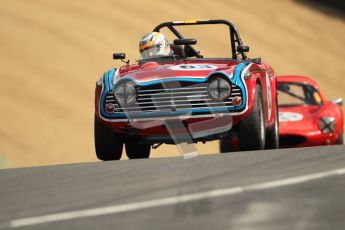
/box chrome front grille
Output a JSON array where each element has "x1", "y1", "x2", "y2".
[{"x1": 104, "y1": 83, "x2": 242, "y2": 113}]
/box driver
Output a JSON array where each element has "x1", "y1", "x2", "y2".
[{"x1": 139, "y1": 32, "x2": 171, "y2": 59}]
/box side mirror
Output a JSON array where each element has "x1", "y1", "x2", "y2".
[
  {"x1": 113, "y1": 53, "x2": 129, "y2": 65},
  {"x1": 173, "y1": 38, "x2": 197, "y2": 46},
  {"x1": 237, "y1": 45, "x2": 249, "y2": 52},
  {"x1": 330, "y1": 98, "x2": 343, "y2": 106},
  {"x1": 113, "y1": 53, "x2": 126, "y2": 60}
]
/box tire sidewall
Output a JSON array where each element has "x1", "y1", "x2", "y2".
[
  {"x1": 94, "y1": 116, "x2": 123, "y2": 160},
  {"x1": 237, "y1": 84, "x2": 266, "y2": 150},
  {"x1": 125, "y1": 142, "x2": 151, "y2": 159}
]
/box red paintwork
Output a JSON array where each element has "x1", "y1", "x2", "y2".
[
  {"x1": 95, "y1": 59, "x2": 278, "y2": 142},
  {"x1": 277, "y1": 75, "x2": 343, "y2": 147}
]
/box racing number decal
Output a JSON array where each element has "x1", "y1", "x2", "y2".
[
  {"x1": 169, "y1": 64, "x2": 217, "y2": 71},
  {"x1": 179, "y1": 64, "x2": 216, "y2": 70},
  {"x1": 265, "y1": 72, "x2": 272, "y2": 120}
]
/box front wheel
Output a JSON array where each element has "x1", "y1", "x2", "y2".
[
  {"x1": 336, "y1": 131, "x2": 344, "y2": 145},
  {"x1": 237, "y1": 85, "x2": 266, "y2": 150},
  {"x1": 94, "y1": 116, "x2": 123, "y2": 161},
  {"x1": 125, "y1": 142, "x2": 151, "y2": 159},
  {"x1": 219, "y1": 138, "x2": 234, "y2": 153},
  {"x1": 219, "y1": 132, "x2": 239, "y2": 153},
  {"x1": 265, "y1": 97, "x2": 279, "y2": 149}
]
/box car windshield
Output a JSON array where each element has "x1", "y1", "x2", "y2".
[{"x1": 277, "y1": 82, "x2": 322, "y2": 107}]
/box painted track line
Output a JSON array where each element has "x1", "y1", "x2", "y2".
[{"x1": 6, "y1": 167, "x2": 345, "y2": 228}]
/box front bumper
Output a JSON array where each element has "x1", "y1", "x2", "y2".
[
  {"x1": 96, "y1": 114, "x2": 238, "y2": 144},
  {"x1": 279, "y1": 131, "x2": 337, "y2": 148}
]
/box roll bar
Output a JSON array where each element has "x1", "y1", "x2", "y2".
[{"x1": 153, "y1": 19, "x2": 248, "y2": 60}]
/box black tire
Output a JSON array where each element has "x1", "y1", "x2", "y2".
[
  {"x1": 94, "y1": 116, "x2": 123, "y2": 161},
  {"x1": 265, "y1": 97, "x2": 279, "y2": 149},
  {"x1": 219, "y1": 138, "x2": 236, "y2": 153},
  {"x1": 336, "y1": 131, "x2": 344, "y2": 145},
  {"x1": 237, "y1": 85, "x2": 266, "y2": 150},
  {"x1": 125, "y1": 142, "x2": 151, "y2": 159}
]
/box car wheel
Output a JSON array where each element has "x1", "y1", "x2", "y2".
[
  {"x1": 336, "y1": 131, "x2": 344, "y2": 145},
  {"x1": 219, "y1": 138, "x2": 234, "y2": 153},
  {"x1": 237, "y1": 84, "x2": 266, "y2": 150},
  {"x1": 125, "y1": 142, "x2": 151, "y2": 159},
  {"x1": 265, "y1": 97, "x2": 279, "y2": 149},
  {"x1": 94, "y1": 116, "x2": 123, "y2": 161}
]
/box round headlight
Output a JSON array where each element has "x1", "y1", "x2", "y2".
[
  {"x1": 208, "y1": 78, "x2": 231, "y2": 101},
  {"x1": 113, "y1": 82, "x2": 137, "y2": 106},
  {"x1": 318, "y1": 116, "x2": 335, "y2": 133}
]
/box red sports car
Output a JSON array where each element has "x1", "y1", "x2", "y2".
[
  {"x1": 277, "y1": 75, "x2": 343, "y2": 147},
  {"x1": 94, "y1": 20, "x2": 279, "y2": 160}
]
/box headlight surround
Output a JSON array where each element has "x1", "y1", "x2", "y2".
[
  {"x1": 243, "y1": 70, "x2": 251, "y2": 80},
  {"x1": 207, "y1": 77, "x2": 231, "y2": 101},
  {"x1": 113, "y1": 82, "x2": 137, "y2": 106},
  {"x1": 318, "y1": 116, "x2": 335, "y2": 133}
]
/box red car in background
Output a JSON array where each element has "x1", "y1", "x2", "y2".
[{"x1": 277, "y1": 75, "x2": 343, "y2": 148}]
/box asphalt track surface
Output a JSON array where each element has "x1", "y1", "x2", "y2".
[{"x1": 1, "y1": 145, "x2": 345, "y2": 230}]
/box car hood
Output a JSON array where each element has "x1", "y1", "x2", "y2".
[
  {"x1": 278, "y1": 105, "x2": 322, "y2": 134},
  {"x1": 116, "y1": 61, "x2": 238, "y2": 83}
]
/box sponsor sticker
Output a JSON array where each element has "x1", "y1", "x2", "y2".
[{"x1": 279, "y1": 112, "x2": 304, "y2": 122}]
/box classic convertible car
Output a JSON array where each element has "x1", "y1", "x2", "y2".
[
  {"x1": 94, "y1": 20, "x2": 279, "y2": 160},
  {"x1": 277, "y1": 75, "x2": 343, "y2": 147}
]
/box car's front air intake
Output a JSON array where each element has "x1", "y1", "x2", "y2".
[
  {"x1": 104, "y1": 82, "x2": 243, "y2": 114},
  {"x1": 279, "y1": 134, "x2": 307, "y2": 147}
]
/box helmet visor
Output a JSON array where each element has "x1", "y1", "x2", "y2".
[{"x1": 139, "y1": 45, "x2": 162, "y2": 60}]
